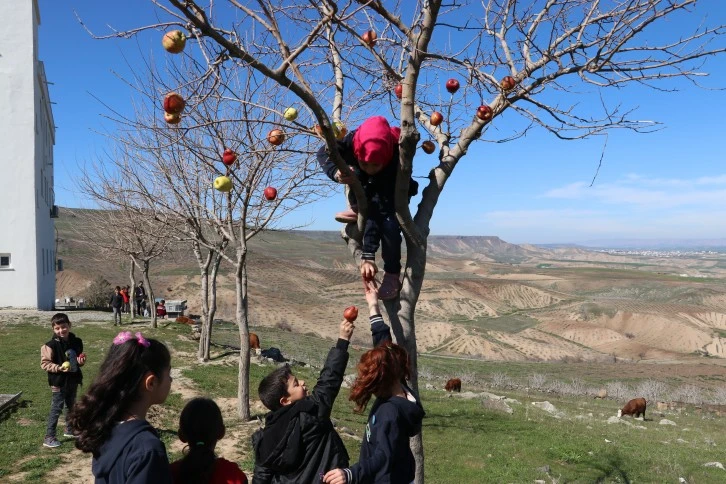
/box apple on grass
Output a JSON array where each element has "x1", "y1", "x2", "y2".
[
  {"x1": 222, "y1": 149, "x2": 237, "y2": 166},
  {"x1": 343, "y1": 306, "x2": 358, "y2": 322},
  {"x1": 213, "y1": 176, "x2": 232, "y2": 192},
  {"x1": 430, "y1": 111, "x2": 443, "y2": 126},
  {"x1": 263, "y1": 186, "x2": 277, "y2": 201},
  {"x1": 162, "y1": 30, "x2": 187, "y2": 54}
]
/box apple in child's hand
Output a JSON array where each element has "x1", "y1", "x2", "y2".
[
  {"x1": 445, "y1": 78, "x2": 460, "y2": 93},
  {"x1": 430, "y1": 111, "x2": 443, "y2": 126},
  {"x1": 263, "y1": 186, "x2": 277, "y2": 201},
  {"x1": 343, "y1": 306, "x2": 358, "y2": 322},
  {"x1": 222, "y1": 149, "x2": 237, "y2": 166},
  {"x1": 61, "y1": 361, "x2": 71, "y2": 370},
  {"x1": 162, "y1": 30, "x2": 187, "y2": 54}
]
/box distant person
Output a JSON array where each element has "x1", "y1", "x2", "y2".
[
  {"x1": 251, "y1": 319, "x2": 355, "y2": 483},
  {"x1": 143, "y1": 295, "x2": 151, "y2": 317},
  {"x1": 324, "y1": 281, "x2": 425, "y2": 484},
  {"x1": 68, "y1": 331, "x2": 173, "y2": 483},
  {"x1": 135, "y1": 282, "x2": 147, "y2": 315},
  {"x1": 40, "y1": 313, "x2": 86, "y2": 448},
  {"x1": 170, "y1": 398, "x2": 248, "y2": 484},
  {"x1": 109, "y1": 286, "x2": 124, "y2": 326},
  {"x1": 157, "y1": 300, "x2": 168, "y2": 319},
  {"x1": 317, "y1": 116, "x2": 419, "y2": 300},
  {"x1": 120, "y1": 286, "x2": 130, "y2": 314}
]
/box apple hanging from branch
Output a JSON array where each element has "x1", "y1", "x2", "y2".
[
  {"x1": 500, "y1": 76, "x2": 516, "y2": 91},
  {"x1": 164, "y1": 112, "x2": 181, "y2": 125},
  {"x1": 283, "y1": 107, "x2": 298, "y2": 121},
  {"x1": 421, "y1": 140, "x2": 436, "y2": 154},
  {"x1": 362, "y1": 30, "x2": 377, "y2": 47},
  {"x1": 222, "y1": 149, "x2": 237, "y2": 166},
  {"x1": 394, "y1": 83, "x2": 403, "y2": 100},
  {"x1": 163, "y1": 92, "x2": 186, "y2": 115},
  {"x1": 430, "y1": 111, "x2": 443, "y2": 127},
  {"x1": 213, "y1": 176, "x2": 232, "y2": 192},
  {"x1": 263, "y1": 186, "x2": 277, "y2": 201},
  {"x1": 162, "y1": 30, "x2": 187, "y2": 54},
  {"x1": 445, "y1": 78, "x2": 460, "y2": 93},
  {"x1": 267, "y1": 129, "x2": 285, "y2": 146},
  {"x1": 333, "y1": 121, "x2": 348, "y2": 140},
  {"x1": 476, "y1": 105, "x2": 493, "y2": 121}
]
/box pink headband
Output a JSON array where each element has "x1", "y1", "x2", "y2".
[{"x1": 113, "y1": 331, "x2": 151, "y2": 348}]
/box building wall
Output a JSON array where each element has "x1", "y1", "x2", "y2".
[{"x1": 0, "y1": 0, "x2": 56, "y2": 309}]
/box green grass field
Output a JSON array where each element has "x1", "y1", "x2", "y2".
[{"x1": 2, "y1": 317, "x2": 726, "y2": 483}]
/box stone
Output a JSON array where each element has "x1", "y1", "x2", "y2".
[
  {"x1": 660, "y1": 419, "x2": 677, "y2": 426},
  {"x1": 704, "y1": 462, "x2": 725, "y2": 470}
]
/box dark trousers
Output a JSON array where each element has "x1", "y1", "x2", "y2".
[
  {"x1": 363, "y1": 211, "x2": 403, "y2": 274},
  {"x1": 112, "y1": 307, "x2": 122, "y2": 325},
  {"x1": 45, "y1": 382, "x2": 78, "y2": 438}
]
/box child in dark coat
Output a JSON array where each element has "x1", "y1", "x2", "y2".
[
  {"x1": 251, "y1": 319, "x2": 355, "y2": 483},
  {"x1": 317, "y1": 116, "x2": 419, "y2": 300}
]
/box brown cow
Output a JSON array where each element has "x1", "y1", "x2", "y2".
[
  {"x1": 618, "y1": 397, "x2": 647, "y2": 418},
  {"x1": 249, "y1": 332, "x2": 261, "y2": 350},
  {"x1": 445, "y1": 378, "x2": 462, "y2": 393}
]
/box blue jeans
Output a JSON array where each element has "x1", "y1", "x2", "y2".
[
  {"x1": 363, "y1": 211, "x2": 402, "y2": 274},
  {"x1": 112, "y1": 307, "x2": 122, "y2": 325},
  {"x1": 45, "y1": 382, "x2": 78, "y2": 438}
]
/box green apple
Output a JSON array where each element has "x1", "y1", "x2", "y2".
[
  {"x1": 213, "y1": 176, "x2": 232, "y2": 192},
  {"x1": 283, "y1": 107, "x2": 298, "y2": 121},
  {"x1": 61, "y1": 361, "x2": 71, "y2": 370}
]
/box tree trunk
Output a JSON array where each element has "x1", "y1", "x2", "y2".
[
  {"x1": 235, "y1": 245, "x2": 251, "y2": 420},
  {"x1": 129, "y1": 258, "x2": 137, "y2": 317},
  {"x1": 205, "y1": 250, "x2": 223, "y2": 361},
  {"x1": 140, "y1": 260, "x2": 157, "y2": 328},
  {"x1": 194, "y1": 242, "x2": 213, "y2": 361}
]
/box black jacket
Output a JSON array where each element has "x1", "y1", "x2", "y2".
[
  {"x1": 109, "y1": 293, "x2": 124, "y2": 309},
  {"x1": 317, "y1": 131, "x2": 418, "y2": 215},
  {"x1": 45, "y1": 333, "x2": 83, "y2": 388},
  {"x1": 91, "y1": 419, "x2": 172, "y2": 484},
  {"x1": 251, "y1": 340, "x2": 351, "y2": 484}
]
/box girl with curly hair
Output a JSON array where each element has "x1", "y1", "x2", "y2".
[
  {"x1": 324, "y1": 281, "x2": 425, "y2": 484},
  {"x1": 68, "y1": 331, "x2": 173, "y2": 483}
]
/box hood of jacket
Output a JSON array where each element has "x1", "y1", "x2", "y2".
[
  {"x1": 373, "y1": 388, "x2": 425, "y2": 438},
  {"x1": 252, "y1": 399, "x2": 317, "y2": 471},
  {"x1": 92, "y1": 419, "x2": 158, "y2": 476}
]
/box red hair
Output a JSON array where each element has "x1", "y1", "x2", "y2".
[{"x1": 349, "y1": 342, "x2": 410, "y2": 413}]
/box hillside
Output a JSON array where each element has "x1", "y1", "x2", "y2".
[{"x1": 56, "y1": 207, "x2": 726, "y2": 362}]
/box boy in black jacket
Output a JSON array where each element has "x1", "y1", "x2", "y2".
[
  {"x1": 252, "y1": 319, "x2": 354, "y2": 484},
  {"x1": 40, "y1": 313, "x2": 86, "y2": 448},
  {"x1": 317, "y1": 116, "x2": 419, "y2": 300}
]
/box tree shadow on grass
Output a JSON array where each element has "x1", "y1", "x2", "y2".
[{"x1": 584, "y1": 453, "x2": 631, "y2": 484}]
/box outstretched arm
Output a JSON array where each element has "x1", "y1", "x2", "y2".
[
  {"x1": 365, "y1": 279, "x2": 392, "y2": 347},
  {"x1": 311, "y1": 319, "x2": 354, "y2": 417}
]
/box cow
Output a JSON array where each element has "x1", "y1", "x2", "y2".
[
  {"x1": 175, "y1": 316, "x2": 195, "y2": 325},
  {"x1": 249, "y1": 332, "x2": 261, "y2": 350},
  {"x1": 618, "y1": 397, "x2": 647, "y2": 418},
  {"x1": 445, "y1": 378, "x2": 462, "y2": 393}
]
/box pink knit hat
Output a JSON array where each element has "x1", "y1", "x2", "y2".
[{"x1": 353, "y1": 116, "x2": 399, "y2": 166}]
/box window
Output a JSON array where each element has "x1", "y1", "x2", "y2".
[{"x1": 0, "y1": 254, "x2": 10, "y2": 269}]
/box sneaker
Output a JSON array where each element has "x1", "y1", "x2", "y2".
[
  {"x1": 43, "y1": 436, "x2": 61, "y2": 448},
  {"x1": 334, "y1": 207, "x2": 358, "y2": 223},
  {"x1": 378, "y1": 272, "x2": 401, "y2": 300},
  {"x1": 63, "y1": 429, "x2": 76, "y2": 438}
]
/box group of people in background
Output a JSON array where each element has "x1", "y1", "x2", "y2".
[{"x1": 109, "y1": 283, "x2": 150, "y2": 325}]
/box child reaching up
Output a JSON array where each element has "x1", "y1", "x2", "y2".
[
  {"x1": 68, "y1": 331, "x2": 173, "y2": 484},
  {"x1": 170, "y1": 398, "x2": 247, "y2": 484},
  {"x1": 324, "y1": 281, "x2": 425, "y2": 484}
]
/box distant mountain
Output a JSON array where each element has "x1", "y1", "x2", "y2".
[
  {"x1": 579, "y1": 239, "x2": 726, "y2": 251},
  {"x1": 426, "y1": 235, "x2": 540, "y2": 263}
]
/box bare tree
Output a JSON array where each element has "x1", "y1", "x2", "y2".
[{"x1": 87, "y1": 1, "x2": 725, "y2": 479}]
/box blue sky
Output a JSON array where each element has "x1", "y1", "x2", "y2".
[{"x1": 39, "y1": 1, "x2": 726, "y2": 244}]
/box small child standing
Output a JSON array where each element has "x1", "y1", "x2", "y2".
[
  {"x1": 41, "y1": 313, "x2": 86, "y2": 448},
  {"x1": 68, "y1": 331, "x2": 173, "y2": 484},
  {"x1": 252, "y1": 319, "x2": 355, "y2": 483},
  {"x1": 109, "y1": 286, "x2": 124, "y2": 326},
  {"x1": 170, "y1": 398, "x2": 248, "y2": 484}
]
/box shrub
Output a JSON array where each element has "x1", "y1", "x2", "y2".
[
  {"x1": 490, "y1": 372, "x2": 513, "y2": 389},
  {"x1": 528, "y1": 373, "x2": 547, "y2": 391},
  {"x1": 605, "y1": 381, "x2": 630, "y2": 401},
  {"x1": 711, "y1": 386, "x2": 726, "y2": 405},
  {"x1": 80, "y1": 276, "x2": 112, "y2": 309},
  {"x1": 634, "y1": 379, "x2": 668, "y2": 402},
  {"x1": 624, "y1": 332, "x2": 635, "y2": 339},
  {"x1": 671, "y1": 384, "x2": 703, "y2": 405},
  {"x1": 276, "y1": 320, "x2": 293, "y2": 332}
]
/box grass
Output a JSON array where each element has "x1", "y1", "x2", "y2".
[{"x1": 3, "y1": 317, "x2": 726, "y2": 482}]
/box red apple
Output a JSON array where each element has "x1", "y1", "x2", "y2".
[
  {"x1": 267, "y1": 129, "x2": 285, "y2": 146},
  {"x1": 162, "y1": 30, "x2": 187, "y2": 54},
  {"x1": 445, "y1": 78, "x2": 460, "y2": 94},
  {"x1": 343, "y1": 305, "x2": 358, "y2": 322},
  {"x1": 421, "y1": 140, "x2": 435, "y2": 154},
  {"x1": 430, "y1": 111, "x2": 443, "y2": 126},
  {"x1": 263, "y1": 186, "x2": 277, "y2": 201},
  {"x1": 362, "y1": 30, "x2": 377, "y2": 47},
  {"x1": 164, "y1": 112, "x2": 181, "y2": 124},
  {"x1": 222, "y1": 149, "x2": 237, "y2": 166},
  {"x1": 313, "y1": 124, "x2": 324, "y2": 137},
  {"x1": 476, "y1": 105, "x2": 493, "y2": 121},
  {"x1": 394, "y1": 83, "x2": 403, "y2": 100},
  {"x1": 163, "y1": 92, "x2": 186, "y2": 115},
  {"x1": 500, "y1": 76, "x2": 516, "y2": 91}
]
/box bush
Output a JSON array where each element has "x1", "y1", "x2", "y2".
[
  {"x1": 634, "y1": 379, "x2": 668, "y2": 402},
  {"x1": 528, "y1": 373, "x2": 547, "y2": 390},
  {"x1": 711, "y1": 386, "x2": 726, "y2": 405},
  {"x1": 276, "y1": 320, "x2": 292, "y2": 332},
  {"x1": 80, "y1": 277, "x2": 112, "y2": 309},
  {"x1": 605, "y1": 381, "x2": 630, "y2": 401},
  {"x1": 671, "y1": 384, "x2": 703, "y2": 405}
]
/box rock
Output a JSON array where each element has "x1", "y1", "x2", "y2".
[
  {"x1": 503, "y1": 397, "x2": 521, "y2": 405},
  {"x1": 481, "y1": 398, "x2": 513, "y2": 414},
  {"x1": 532, "y1": 401, "x2": 560, "y2": 416},
  {"x1": 342, "y1": 373, "x2": 357, "y2": 389},
  {"x1": 607, "y1": 416, "x2": 630, "y2": 425},
  {"x1": 660, "y1": 419, "x2": 677, "y2": 426},
  {"x1": 536, "y1": 465, "x2": 550, "y2": 474},
  {"x1": 596, "y1": 388, "x2": 607, "y2": 399},
  {"x1": 457, "y1": 391, "x2": 481, "y2": 399},
  {"x1": 679, "y1": 478, "x2": 687, "y2": 483},
  {"x1": 677, "y1": 438, "x2": 689, "y2": 444},
  {"x1": 425, "y1": 383, "x2": 436, "y2": 390},
  {"x1": 535, "y1": 480, "x2": 546, "y2": 484},
  {"x1": 633, "y1": 425, "x2": 647, "y2": 429},
  {"x1": 605, "y1": 439, "x2": 612, "y2": 443},
  {"x1": 704, "y1": 462, "x2": 725, "y2": 470}
]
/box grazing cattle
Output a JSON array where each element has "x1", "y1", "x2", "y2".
[
  {"x1": 249, "y1": 332, "x2": 261, "y2": 350},
  {"x1": 445, "y1": 378, "x2": 462, "y2": 393},
  {"x1": 618, "y1": 397, "x2": 647, "y2": 418},
  {"x1": 175, "y1": 316, "x2": 195, "y2": 325}
]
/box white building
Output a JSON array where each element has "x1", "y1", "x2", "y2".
[{"x1": 0, "y1": 0, "x2": 56, "y2": 309}]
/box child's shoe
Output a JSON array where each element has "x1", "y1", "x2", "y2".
[
  {"x1": 334, "y1": 207, "x2": 358, "y2": 223},
  {"x1": 43, "y1": 436, "x2": 61, "y2": 448},
  {"x1": 63, "y1": 428, "x2": 76, "y2": 438},
  {"x1": 378, "y1": 272, "x2": 401, "y2": 300}
]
